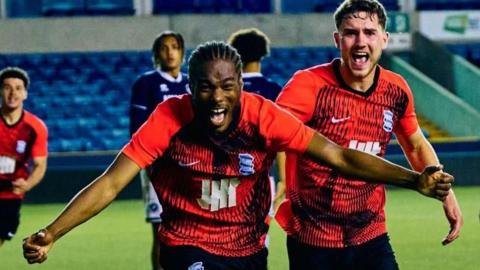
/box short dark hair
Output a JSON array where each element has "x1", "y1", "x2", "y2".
[
  {"x1": 334, "y1": 0, "x2": 387, "y2": 30},
  {"x1": 151, "y1": 30, "x2": 185, "y2": 67},
  {"x1": 0, "y1": 66, "x2": 30, "y2": 89},
  {"x1": 188, "y1": 41, "x2": 242, "y2": 91},
  {"x1": 227, "y1": 28, "x2": 270, "y2": 63}
]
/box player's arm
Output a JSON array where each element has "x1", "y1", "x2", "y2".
[
  {"x1": 396, "y1": 129, "x2": 463, "y2": 245},
  {"x1": 22, "y1": 153, "x2": 140, "y2": 264},
  {"x1": 305, "y1": 132, "x2": 453, "y2": 200},
  {"x1": 12, "y1": 156, "x2": 47, "y2": 194}
]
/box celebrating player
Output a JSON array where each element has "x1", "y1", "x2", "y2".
[
  {"x1": 23, "y1": 41, "x2": 452, "y2": 270},
  {"x1": 0, "y1": 67, "x2": 48, "y2": 248},
  {"x1": 275, "y1": 0, "x2": 463, "y2": 269}
]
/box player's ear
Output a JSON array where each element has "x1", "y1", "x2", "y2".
[
  {"x1": 333, "y1": 32, "x2": 340, "y2": 49},
  {"x1": 238, "y1": 76, "x2": 244, "y2": 90},
  {"x1": 382, "y1": 31, "x2": 390, "y2": 50}
]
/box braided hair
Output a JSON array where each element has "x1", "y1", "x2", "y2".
[{"x1": 188, "y1": 41, "x2": 243, "y2": 90}]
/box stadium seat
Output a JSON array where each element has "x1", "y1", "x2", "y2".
[
  {"x1": 86, "y1": 0, "x2": 135, "y2": 16},
  {"x1": 42, "y1": 0, "x2": 86, "y2": 16},
  {"x1": 2, "y1": 47, "x2": 339, "y2": 152},
  {"x1": 416, "y1": 0, "x2": 480, "y2": 10},
  {"x1": 153, "y1": 0, "x2": 196, "y2": 14},
  {"x1": 247, "y1": 0, "x2": 272, "y2": 13},
  {"x1": 6, "y1": 0, "x2": 42, "y2": 18}
]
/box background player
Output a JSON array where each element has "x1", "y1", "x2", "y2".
[
  {"x1": 23, "y1": 41, "x2": 452, "y2": 270},
  {"x1": 275, "y1": 1, "x2": 463, "y2": 269},
  {"x1": 129, "y1": 30, "x2": 189, "y2": 270},
  {"x1": 227, "y1": 27, "x2": 282, "y2": 102},
  {"x1": 0, "y1": 67, "x2": 48, "y2": 247}
]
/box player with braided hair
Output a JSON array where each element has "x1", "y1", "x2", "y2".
[{"x1": 24, "y1": 41, "x2": 453, "y2": 270}]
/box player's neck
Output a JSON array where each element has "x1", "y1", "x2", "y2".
[
  {"x1": 243, "y1": 62, "x2": 261, "y2": 73},
  {"x1": 161, "y1": 67, "x2": 181, "y2": 79},
  {"x1": 339, "y1": 64, "x2": 376, "y2": 92},
  {"x1": 1, "y1": 106, "x2": 23, "y2": 125}
]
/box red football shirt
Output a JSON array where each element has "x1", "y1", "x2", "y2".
[
  {"x1": 275, "y1": 59, "x2": 418, "y2": 248},
  {"x1": 123, "y1": 92, "x2": 314, "y2": 256},
  {"x1": 0, "y1": 110, "x2": 48, "y2": 200}
]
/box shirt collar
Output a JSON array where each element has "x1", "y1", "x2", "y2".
[
  {"x1": 242, "y1": 72, "x2": 263, "y2": 79},
  {"x1": 157, "y1": 69, "x2": 183, "y2": 83}
]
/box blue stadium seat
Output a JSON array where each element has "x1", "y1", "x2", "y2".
[
  {"x1": 240, "y1": 0, "x2": 271, "y2": 13},
  {"x1": 3, "y1": 47, "x2": 341, "y2": 152},
  {"x1": 86, "y1": 0, "x2": 134, "y2": 15},
  {"x1": 416, "y1": 0, "x2": 480, "y2": 10},
  {"x1": 446, "y1": 44, "x2": 469, "y2": 58},
  {"x1": 6, "y1": 0, "x2": 42, "y2": 18},
  {"x1": 153, "y1": 0, "x2": 196, "y2": 14},
  {"x1": 42, "y1": 0, "x2": 86, "y2": 16}
]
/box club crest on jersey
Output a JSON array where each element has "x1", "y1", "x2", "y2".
[
  {"x1": 159, "y1": 84, "x2": 169, "y2": 92},
  {"x1": 188, "y1": 262, "x2": 204, "y2": 270},
  {"x1": 16, "y1": 140, "x2": 27, "y2": 153},
  {"x1": 383, "y1": 110, "x2": 394, "y2": 132},
  {"x1": 238, "y1": 153, "x2": 255, "y2": 175}
]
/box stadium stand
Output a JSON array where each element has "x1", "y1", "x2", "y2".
[
  {"x1": 282, "y1": 0, "x2": 399, "y2": 13},
  {"x1": 416, "y1": 0, "x2": 480, "y2": 10},
  {"x1": 42, "y1": 0, "x2": 86, "y2": 16},
  {"x1": 446, "y1": 43, "x2": 480, "y2": 67},
  {"x1": 1, "y1": 47, "x2": 338, "y2": 152},
  {"x1": 86, "y1": 0, "x2": 135, "y2": 15},
  {"x1": 5, "y1": 0, "x2": 42, "y2": 18},
  {"x1": 152, "y1": 0, "x2": 272, "y2": 14}
]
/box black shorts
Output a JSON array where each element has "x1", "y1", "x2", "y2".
[
  {"x1": 0, "y1": 199, "x2": 22, "y2": 241},
  {"x1": 160, "y1": 244, "x2": 268, "y2": 270},
  {"x1": 287, "y1": 233, "x2": 399, "y2": 270}
]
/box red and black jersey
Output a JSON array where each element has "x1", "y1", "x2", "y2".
[
  {"x1": 123, "y1": 92, "x2": 314, "y2": 257},
  {"x1": 275, "y1": 59, "x2": 418, "y2": 248},
  {"x1": 0, "y1": 110, "x2": 48, "y2": 200}
]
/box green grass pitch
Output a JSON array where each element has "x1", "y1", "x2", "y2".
[{"x1": 2, "y1": 186, "x2": 479, "y2": 269}]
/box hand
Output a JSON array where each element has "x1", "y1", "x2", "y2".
[
  {"x1": 12, "y1": 178, "x2": 30, "y2": 195},
  {"x1": 416, "y1": 165, "x2": 453, "y2": 201},
  {"x1": 441, "y1": 191, "x2": 463, "y2": 245},
  {"x1": 23, "y1": 229, "x2": 54, "y2": 264}
]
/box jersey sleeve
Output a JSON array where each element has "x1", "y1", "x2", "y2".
[
  {"x1": 276, "y1": 69, "x2": 319, "y2": 123},
  {"x1": 129, "y1": 77, "x2": 151, "y2": 135},
  {"x1": 30, "y1": 117, "x2": 48, "y2": 157},
  {"x1": 393, "y1": 77, "x2": 419, "y2": 138},
  {"x1": 123, "y1": 96, "x2": 193, "y2": 168},
  {"x1": 257, "y1": 98, "x2": 315, "y2": 153}
]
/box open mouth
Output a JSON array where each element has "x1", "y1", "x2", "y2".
[
  {"x1": 210, "y1": 108, "x2": 226, "y2": 126},
  {"x1": 352, "y1": 52, "x2": 369, "y2": 66}
]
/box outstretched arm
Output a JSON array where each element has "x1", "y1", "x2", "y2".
[
  {"x1": 22, "y1": 153, "x2": 141, "y2": 264},
  {"x1": 305, "y1": 132, "x2": 453, "y2": 200},
  {"x1": 396, "y1": 129, "x2": 463, "y2": 245}
]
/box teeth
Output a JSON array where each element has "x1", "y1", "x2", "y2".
[
  {"x1": 212, "y1": 108, "x2": 225, "y2": 114},
  {"x1": 352, "y1": 52, "x2": 368, "y2": 64}
]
